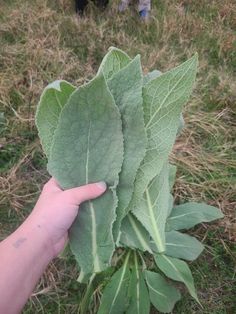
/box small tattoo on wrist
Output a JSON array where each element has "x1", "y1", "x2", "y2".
[{"x1": 13, "y1": 237, "x2": 27, "y2": 248}]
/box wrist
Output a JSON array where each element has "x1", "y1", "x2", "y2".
[
  {"x1": 24, "y1": 210, "x2": 68, "y2": 259},
  {"x1": 18, "y1": 215, "x2": 56, "y2": 262}
]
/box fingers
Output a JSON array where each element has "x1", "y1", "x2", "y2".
[
  {"x1": 43, "y1": 178, "x2": 62, "y2": 193},
  {"x1": 63, "y1": 181, "x2": 107, "y2": 205}
]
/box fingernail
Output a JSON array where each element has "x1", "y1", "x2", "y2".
[{"x1": 95, "y1": 181, "x2": 107, "y2": 190}]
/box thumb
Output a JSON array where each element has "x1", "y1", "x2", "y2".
[{"x1": 63, "y1": 181, "x2": 107, "y2": 205}]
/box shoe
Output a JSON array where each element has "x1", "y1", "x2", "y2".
[{"x1": 139, "y1": 9, "x2": 149, "y2": 21}]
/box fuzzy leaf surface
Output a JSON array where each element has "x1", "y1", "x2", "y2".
[
  {"x1": 143, "y1": 69, "x2": 162, "y2": 85},
  {"x1": 129, "y1": 55, "x2": 198, "y2": 214},
  {"x1": 120, "y1": 213, "x2": 152, "y2": 253},
  {"x1": 48, "y1": 75, "x2": 124, "y2": 275},
  {"x1": 127, "y1": 254, "x2": 150, "y2": 314},
  {"x1": 165, "y1": 231, "x2": 204, "y2": 261},
  {"x1": 166, "y1": 202, "x2": 224, "y2": 231},
  {"x1": 36, "y1": 80, "x2": 75, "y2": 157},
  {"x1": 132, "y1": 163, "x2": 170, "y2": 252},
  {"x1": 155, "y1": 254, "x2": 200, "y2": 303},
  {"x1": 97, "y1": 47, "x2": 131, "y2": 80},
  {"x1": 98, "y1": 254, "x2": 130, "y2": 314},
  {"x1": 105, "y1": 55, "x2": 147, "y2": 241},
  {"x1": 120, "y1": 162, "x2": 176, "y2": 253},
  {"x1": 145, "y1": 270, "x2": 181, "y2": 313}
]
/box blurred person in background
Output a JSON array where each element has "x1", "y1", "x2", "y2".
[
  {"x1": 75, "y1": 0, "x2": 151, "y2": 21},
  {"x1": 119, "y1": 0, "x2": 151, "y2": 21},
  {"x1": 75, "y1": 0, "x2": 109, "y2": 14}
]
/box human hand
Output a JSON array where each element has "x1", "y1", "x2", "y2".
[{"x1": 28, "y1": 178, "x2": 106, "y2": 258}]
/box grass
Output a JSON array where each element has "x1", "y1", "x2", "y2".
[{"x1": 0, "y1": 0, "x2": 235, "y2": 313}]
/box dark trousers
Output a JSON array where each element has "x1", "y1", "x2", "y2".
[{"x1": 75, "y1": 0, "x2": 109, "y2": 13}]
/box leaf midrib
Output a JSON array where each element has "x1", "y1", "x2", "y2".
[
  {"x1": 145, "y1": 189, "x2": 164, "y2": 252},
  {"x1": 134, "y1": 253, "x2": 140, "y2": 313},
  {"x1": 168, "y1": 211, "x2": 198, "y2": 220},
  {"x1": 145, "y1": 58, "x2": 194, "y2": 129},
  {"x1": 86, "y1": 121, "x2": 100, "y2": 272},
  {"x1": 166, "y1": 243, "x2": 193, "y2": 248},
  {"x1": 128, "y1": 214, "x2": 152, "y2": 253},
  {"x1": 146, "y1": 281, "x2": 167, "y2": 299},
  {"x1": 109, "y1": 252, "x2": 130, "y2": 313}
]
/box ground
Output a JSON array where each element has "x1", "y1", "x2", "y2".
[{"x1": 0, "y1": 0, "x2": 235, "y2": 313}]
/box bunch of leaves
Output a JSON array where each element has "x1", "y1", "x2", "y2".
[{"x1": 36, "y1": 47, "x2": 223, "y2": 313}]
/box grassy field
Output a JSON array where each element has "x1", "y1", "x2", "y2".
[{"x1": 0, "y1": 0, "x2": 235, "y2": 313}]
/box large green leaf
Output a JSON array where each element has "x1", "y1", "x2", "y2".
[
  {"x1": 104, "y1": 54, "x2": 147, "y2": 242},
  {"x1": 145, "y1": 270, "x2": 181, "y2": 313},
  {"x1": 119, "y1": 162, "x2": 176, "y2": 253},
  {"x1": 155, "y1": 254, "x2": 200, "y2": 303},
  {"x1": 48, "y1": 74, "x2": 124, "y2": 276},
  {"x1": 120, "y1": 218, "x2": 204, "y2": 261},
  {"x1": 165, "y1": 231, "x2": 204, "y2": 261},
  {"x1": 97, "y1": 46, "x2": 131, "y2": 80},
  {"x1": 144, "y1": 68, "x2": 185, "y2": 136},
  {"x1": 132, "y1": 163, "x2": 170, "y2": 253},
  {"x1": 119, "y1": 213, "x2": 152, "y2": 253},
  {"x1": 98, "y1": 253, "x2": 131, "y2": 314},
  {"x1": 127, "y1": 253, "x2": 150, "y2": 314},
  {"x1": 36, "y1": 80, "x2": 76, "y2": 157},
  {"x1": 129, "y1": 54, "x2": 198, "y2": 214},
  {"x1": 166, "y1": 202, "x2": 224, "y2": 231}
]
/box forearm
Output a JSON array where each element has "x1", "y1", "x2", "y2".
[
  {"x1": 0, "y1": 216, "x2": 53, "y2": 314},
  {"x1": 0, "y1": 179, "x2": 106, "y2": 313}
]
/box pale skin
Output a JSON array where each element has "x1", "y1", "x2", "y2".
[{"x1": 0, "y1": 178, "x2": 107, "y2": 314}]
